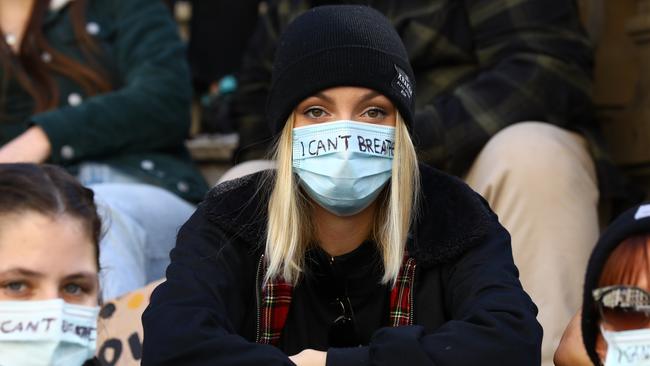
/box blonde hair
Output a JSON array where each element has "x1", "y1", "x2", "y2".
[{"x1": 264, "y1": 112, "x2": 420, "y2": 285}]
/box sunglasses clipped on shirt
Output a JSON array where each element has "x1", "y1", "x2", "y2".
[
  {"x1": 328, "y1": 296, "x2": 360, "y2": 347},
  {"x1": 592, "y1": 285, "x2": 650, "y2": 331}
]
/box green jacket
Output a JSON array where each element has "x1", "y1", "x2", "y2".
[{"x1": 0, "y1": 0, "x2": 208, "y2": 203}]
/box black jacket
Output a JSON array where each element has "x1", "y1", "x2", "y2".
[{"x1": 142, "y1": 164, "x2": 542, "y2": 365}]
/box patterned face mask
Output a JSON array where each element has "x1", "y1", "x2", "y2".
[
  {"x1": 601, "y1": 326, "x2": 650, "y2": 366},
  {"x1": 292, "y1": 120, "x2": 395, "y2": 216},
  {"x1": 0, "y1": 298, "x2": 99, "y2": 366},
  {"x1": 593, "y1": 286, "x2": 650, "y2": 365}
]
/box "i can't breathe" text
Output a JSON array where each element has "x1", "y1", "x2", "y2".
[{"x1": 298, "y1": 135, "x2": 394, "y2": 157}]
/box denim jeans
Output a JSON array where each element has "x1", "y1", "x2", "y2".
[{"x1": 78, "y1": 163, "x2": 196, "y2": 300}]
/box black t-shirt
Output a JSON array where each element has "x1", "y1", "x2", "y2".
[{"x1": 278, "y1": 241, "x2": 391, "y2": 355}]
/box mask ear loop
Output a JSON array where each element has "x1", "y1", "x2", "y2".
[
  {"x1": 599, "y1": 324, "x2": 615, "y2": 365},
  {"x1": 600, "y1": 324, "x2": 614, "y2": 343},
  {"x1": 595, "y1": 287, "x2": 621, "y2": 365}
]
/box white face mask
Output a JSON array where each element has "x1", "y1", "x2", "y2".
[
  {"x1": 602, "y1": 326, "x2": 650, "y2": 365},
  {"x1": 292, "y1": 120, "x2": 395, "y2": 216},
  {"x1": 0, "y1": 299, "x2": 99, "y2": 366}
]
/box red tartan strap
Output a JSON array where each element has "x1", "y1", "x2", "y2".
[
  {"x1": 256, "y1": 256, "x2": 293, "y2": 345},
  {"x1": 389, "y1": 255, "x2": 417, "y2": 327}
]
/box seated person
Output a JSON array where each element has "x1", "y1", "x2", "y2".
[
  {"x1": 142, "y1": 6, "x2": 542, "y2": 365},
  {"x1": 0, "y1": 0, "x2": 208, "y2": 299},
  {"x1": 0, "y1": 163, "x2": 101, "y2": 365},
  {"x1": 555, "y1": 202, "x2": 650, "y2": 365},
  {"x1": 227, "y1": 2, "x2": 625, "y2": 363}
]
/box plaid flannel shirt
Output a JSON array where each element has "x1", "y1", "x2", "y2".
[{"x1": 232, "y1": 0, "x2": 627, "y2": 203}]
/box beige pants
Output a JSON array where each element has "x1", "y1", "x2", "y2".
[
  {"x1": 220, "y1": 122, "x2": 599, "y2": 366},
  {"x1": 465, "y1": 122, "x2": 599, "y2": 366}
]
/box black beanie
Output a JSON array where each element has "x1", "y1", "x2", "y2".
[
  {"x1": 266, "y1": 5, "x2": 416, "y2": 135},
  {"x1": 582, "y1": 202, "x2": 650, "y2": 365}
]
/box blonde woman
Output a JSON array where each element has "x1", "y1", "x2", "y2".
[{"x1": 143, "y1": 5, "x2": 541, "y2": 366}]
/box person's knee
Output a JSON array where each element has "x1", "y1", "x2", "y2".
[{"x1": 478, "y1": 121, "x2": 594, "y2": 183}]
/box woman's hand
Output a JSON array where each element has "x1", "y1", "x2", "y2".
[
  {"x1": 289, "y1": 349, "x2": 327, "y2": 366},
  {"x1": 0, "y1": 126, "x2": 51, "y2": 163}
]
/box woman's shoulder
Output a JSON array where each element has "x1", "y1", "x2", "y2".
[
  {"x1": 411, "y1": 164, "x2": 503, "y2": 267},
  {"x1": 204, "y1": 171, "x2": 271, "y2": 210},
  {"x1": 417, "y1": 164, "x2": 492, "y2": 214},
  {"x1": 197, "y1": 171, "x2": 272, "y2": 244}
]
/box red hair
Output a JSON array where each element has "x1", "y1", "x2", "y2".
[{"x1": 598, "y1": 234, "x2": 650, "y2": 287}]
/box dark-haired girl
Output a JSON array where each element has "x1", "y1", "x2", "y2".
[{"x1": 0, "y1": 163, "x2": 101, "y2": 365}]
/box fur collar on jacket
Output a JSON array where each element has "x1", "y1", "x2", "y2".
[{"x1": 202, "y1": 163, "x2": 495, "y2": 267}]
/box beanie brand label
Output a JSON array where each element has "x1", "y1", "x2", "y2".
[
  {"x1": 392, "y1": 65, "x2": 413, "y2": 101},
  {"x1": 635, "y1": 204, "x2": 650, "y2": 220}
]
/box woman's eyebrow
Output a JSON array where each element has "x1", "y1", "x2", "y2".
[
  {"x1": 63, "y1": 272, "x2": 98, "y2": 281},
  {"x1": 0, "y1": 268, "x2": 45, "y2": 278},
  {"x1": 311, "y1": 92, "x2": 335, "y2": 104},
  {"x1": 359, "y1": 90, "x2": 381, "y2": 102}
]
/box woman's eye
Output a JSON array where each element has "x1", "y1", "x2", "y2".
[
  {"x1": 3, "y1": 281, "x2": 27, "y2": 294},
  {"x1": 363, "y1": 108, "x2": 386, "y2": 119},
  {"x1": 305, "y1": 107, "x2": 327, "y2": 118},
  {"x1": 62, "y1": 283, "x2": 83, "y2": 296}
]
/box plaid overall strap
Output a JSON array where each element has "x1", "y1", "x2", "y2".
[
  {"x1": 256, "y1": 256, "x2": 293, "y2": 346},
  {"x1": 389, "y1": 255, "x2": 417, "y2": 327}
]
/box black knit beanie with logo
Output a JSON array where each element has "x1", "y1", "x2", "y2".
[
  {"x1": 582, "y1": 202, "x2": 650, "y2": 365},
  {"x1": 266, "y1": 5, "x2": 416, "y2": 135}
]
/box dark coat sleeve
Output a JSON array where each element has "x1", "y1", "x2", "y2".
[
  {"x1": 327, "y1": 222, "x2": 542, "y2": 366},
  {"x1": 141, "y1": 205, "x2": 293, "y2": 366}
]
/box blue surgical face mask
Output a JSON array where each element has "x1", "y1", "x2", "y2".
[
  {"x1": 292, "y1": 120, "x2": 395, "y2": 216},
  {"x1": 601, "y1": 325, "x2": 650, "y2": 365},
  {"x1": 0, "y1": 299, "x2": 99, "y2": 366}
]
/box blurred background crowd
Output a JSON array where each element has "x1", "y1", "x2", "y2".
[{"x1": 1, "y1": 0, "x2": 650, "y2": 365}]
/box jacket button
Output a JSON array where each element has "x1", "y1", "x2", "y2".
[
  {"x1": 61, "y1": 145, "x2": 75, "y2": 160},
  {"x1": 5, "y1": 33, "x2": 16, "y2": 47},
  {"x1": 176, "y1": 181, "x2": 189, "y2": 193},
  {"x1": 86, "y1": 22, "x2": 100, "y2": 35},
  {"x1": 41, "y1": 52, "x2": 52, "y2": 63},
  {"x1": 68, "y1": 93, "x2": 82, "y2": 106},
  {"x1": 140, "y1": 160, "x2": 155, "y2": 171}
]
